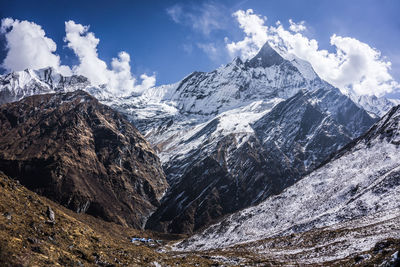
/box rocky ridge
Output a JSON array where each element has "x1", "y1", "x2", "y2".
[{"x1": 0, "y1": 90, "x2": 168, "y2": 228}]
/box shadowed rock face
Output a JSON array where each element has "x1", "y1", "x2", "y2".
[
  {"x1": 146, "y1": 134, "x2": 298, "y2": 234},
  {"x1": 246, "y1": 42, "x2": 285, "y2": 68},
  {"x1": 0, "y1": 90, "x2": 168, "y2": 228}
]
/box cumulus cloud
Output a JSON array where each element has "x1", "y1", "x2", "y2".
[
  {"x1": 226, "y1": 9, "x2": 268, "y2": 60},
  {"x1": 64, "y1": 20, "x2": 108, "y2": 85},
  {"x1": 0, "y1": 18, "x2": 71, "y2": 75},
  {"x1": 64, "y1": 20, "x2": 155, "y2": 96},
  {"x1": 0, "y1": 18, "x2": 155, "y2": 96},
  {"x1": 166, "y1": 2, "x2": 228, "y2": 35},
  {"x1": 226, "y1": 9, "x2": 399, "y2": 97}
]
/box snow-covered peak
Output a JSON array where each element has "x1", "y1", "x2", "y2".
[
  {"x1": 0, "y1": 69, "x2": 53, "y2": 104},
  {"x1": 348, "y1": 92, "x2": 397, "y2": 118},
  {"x1": 285, "y1": 54, "x2": 318, "y2": 80},
  {"x1": 127, "y1": 44, "x2": 323, "y2": 118},
  {"x1": 246, "y1": 42, "x2": 285, "y2": 68},
  {"x1": 33, "y1": 67, "x2": 64, "y2": 85}
]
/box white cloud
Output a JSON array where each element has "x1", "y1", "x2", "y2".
[
  {"x1": 0, "y1": 18, "x2": 71, "y2": 75},
  {"x1": 64, "y1": 20, "x2": 108, "y2": 85},
  {"x1": 289, "y1": 19, "x2": 306, "y2": 32},
  {"x1": 227, "y1": 9, "x2": 399, "y2": 97},
  {"x1": 135, "y1": 73, "x2": 156, "y2": 93},
  {"x1": 64, "y1": 20, "x2": 155, "y2": 96},
  {"x1": 0, "y1": 18, "x2": 155, "y2": 96},
  {"x1": 226, "y1": 9, "x2": 268, "y2": 59}
]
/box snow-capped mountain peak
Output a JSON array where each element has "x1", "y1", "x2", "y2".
[
  {"x1": 0, "y1": 67, "x2": 117, "y2": 105},
  {"x1": 246, "y1": 42, "x2": 285, "y2": 68},
  {"x1": 133, "y1": 43, "x2": 323, "y2": 119}
]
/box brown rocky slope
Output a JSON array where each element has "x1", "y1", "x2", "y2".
[
  {"x1": 0, "y1": 171, "x2": 222, "y2": 266},
  {"x1": 0, "y1": 90, "x2": 168, "y2": 228},
  {"x1": 1, "y1": 170, "x2": 399, "y2": 266}
]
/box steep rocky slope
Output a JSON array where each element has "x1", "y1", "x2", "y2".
[
  {"x1": 175, "y1": 105, "x2": 400, "y2": 264},
  {"x1": 0, "y1": 90, "x2": 168, "y2": 228},
  {"x1": 252, "y1": 87, "x2": 375, "y2": 172},
  {"x1": 0, "y1": 171, "x2": 226, "y2": 266}
]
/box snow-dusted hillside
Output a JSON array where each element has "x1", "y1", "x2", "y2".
[{"x1": 175, "y1": 105, "x2": 400, "y2": 254}]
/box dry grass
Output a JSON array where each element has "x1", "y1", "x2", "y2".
[{"x1": 0, "y1": 172, "x2": 221, "y2": 266}]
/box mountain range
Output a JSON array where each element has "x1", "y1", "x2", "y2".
[{"x1": 0, "y1": 42, "x2": 387, "y2": 233}]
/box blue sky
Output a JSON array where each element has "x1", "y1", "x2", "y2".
[{"x1": 1, "y1": 0, "x2": 400, "y2": 97}]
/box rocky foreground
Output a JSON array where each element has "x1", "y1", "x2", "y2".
[{"x1": 1, "y1": 170, "x2": 399, "y2": 266}]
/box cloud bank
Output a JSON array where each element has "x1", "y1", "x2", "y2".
[
  {"x1": 0, "y1": 18, "x2": 71, "y2": 75},
  {"x1": 1, "y1": 18, "x2": 155, "y2": 96},
  {"x1": 227, "y1": 9, "x2": 399, "y2": 97}
]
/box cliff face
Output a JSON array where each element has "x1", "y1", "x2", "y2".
[{"x1": 0, "y1": 90, "x2": 168, "y2": 228}]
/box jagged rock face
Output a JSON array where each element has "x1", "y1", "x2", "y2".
[
  {"x1": 0, "y1": 90, "x2": 168, "y2": 228},
  {"x1": 146, "y1": 134, "x2": 299, "y2": 234},
  {"x1": 246, "y1": 42, "x2": 285, "y2": 68},
  {"x1": 253, "y1": 88, "x2": 376, "y2": 172}
]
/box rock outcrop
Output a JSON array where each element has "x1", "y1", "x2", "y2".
[{"x1": 0, "y1": 90, "x2": 168, "y2": 228}]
